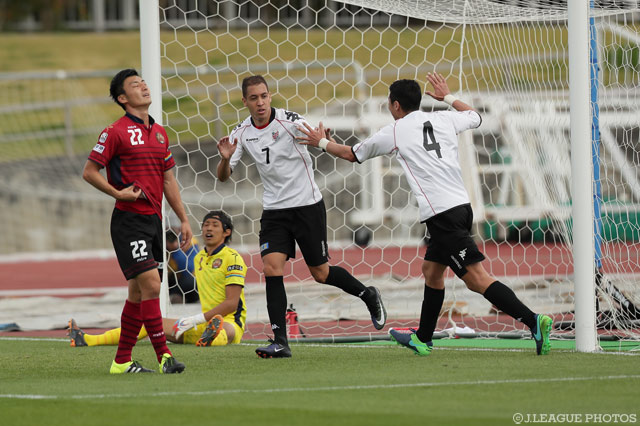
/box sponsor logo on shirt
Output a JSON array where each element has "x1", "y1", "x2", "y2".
[
  {"x1": 260, "y1": 242, "x2": 269, "y2": 252},
  {"x1": 99, "y1": 132, "x2": 108, "y2": 143},
  {"x1": 284, "y1": 110, "x2": 301, "y2": 122},
  {"x1": 227, "y1": 265, "x2": 244, "y2": 272},
  {"x1": 92, "y1": 144, "x2": 105, "y2": 154},
  {"x1": 156, "y1": 132, "x2": 165, "y2": 144},
  {"x1": 212, "y1": 258, "x2": 222, "y2": 269},
  {"x1": 246, "y1": 137, "x2": 259, "y2": 142},
  {"x1": 459, "y1": 248, "x2": 467, "y2": 260}
]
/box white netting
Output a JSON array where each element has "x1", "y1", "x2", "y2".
[
  {"x1": 2, "y1": 1, "x2": 639, "y2": 342},
  {"x1": 157, "y1": 0, "x2": 640, "y2": 341},
  {"x1": 0, "y1": 72, "x2": 117, "y2": 253}
]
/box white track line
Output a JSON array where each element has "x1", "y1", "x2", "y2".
[
  {"x1": 2, "y1": 338, "x2": 639, "y2": 355},
  {"x1": 0, "y1": 287, "x2": 125, "y2": 297},
  {"x1": 1, "y1": 375, "x2": 639, "y2": 400}
]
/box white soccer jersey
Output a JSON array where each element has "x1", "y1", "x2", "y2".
[
  {"x1": 228, "y1": 108, "x2": 322, "y2": 210},
  {"x1": 352, "y1": 109, "x2": 481, "y2": 222}
]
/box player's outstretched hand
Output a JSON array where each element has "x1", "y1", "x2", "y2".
[
  {"x1": 425, "y1": 72, "x2": 450, "y2": 101},
  {"x1": 217, "y1": 136, "x2": 238, "y2": 160},
  {"x1": 173, "y1": 316, "x2": 196, "y2": 340},
  {"x1": 297, "y1": 121, "x2": 330, "y2": 147}
]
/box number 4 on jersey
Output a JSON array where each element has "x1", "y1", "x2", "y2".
[{"x1": 422, "y1": 121, "x2": 442, "y2": 158}]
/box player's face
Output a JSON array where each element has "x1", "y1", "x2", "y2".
[
  {"x1": 242, "y1": 83, "x2": 271, "y2": 125},
  {"x1": 120, "y1": 76, "x2": 152, "y2": 109},
  {"x1": 201, "y1": 218, "x2": 231, "y2": 249}
]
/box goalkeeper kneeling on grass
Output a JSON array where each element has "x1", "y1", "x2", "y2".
[{"x1": 69, "y1": 211, "x2": 247, "y2": 348}]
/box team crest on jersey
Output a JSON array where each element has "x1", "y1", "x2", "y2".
[
  {"x1": 272, "y1": 130, "x2": 279, "y2": 141},
  {"x1": 99, "y1": 132, "x2": 108, "y2": 143},
  {"x1": 156, "y1": 132, "x2": 165, "y2": 144},
  {"x1": 212, "y1": 258, "x2": 222, "y2": 269}
]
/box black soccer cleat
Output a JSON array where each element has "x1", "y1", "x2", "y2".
[
  {"x1": 255, "y1": 339, "x2": 292, "y2": 358},
  {"x1": 67, "y1": 318, "x2": 88, "y2": 347},
  {"x1": 365, "y1": 286, "x2": 387, "y2": 330},
  {"x1": 159, "y1": 353, "x2": 186, "y2": 374}
]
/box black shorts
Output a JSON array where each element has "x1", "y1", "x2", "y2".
[
  {"x1": 423, "y1": 204, "x2": 485, "y2": 278},
  {"x1": 111, "y1": 208, "x2": 163, "y2": 280},
  {"x1": 259, "y1": 200, "x2": 329, "y2": 267}
]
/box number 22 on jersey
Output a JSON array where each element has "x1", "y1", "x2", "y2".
[{"x1": 128, "y1": 129, "x2": 144, "y2": 146}]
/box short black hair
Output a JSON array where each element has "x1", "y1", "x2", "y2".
[
  {"x1": 165, "y1": 230, "x2": 178, "y2": 244},
  {"x1": 389, "y1": 79, "x2": 422, "y2": 113},
  {"x1": 202, "y1": 210, "x2": 234, "y2": 243},
  {"x1": 110, "y1": 68, "x2": 139, "y2": 111},
  {"x1": 242, "y1": 75, "x2": 269, "y2": 98}
]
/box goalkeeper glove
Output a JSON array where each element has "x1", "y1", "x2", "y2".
[{"x1": 172, "y1": 313, "x2": 206, "y2": 339}]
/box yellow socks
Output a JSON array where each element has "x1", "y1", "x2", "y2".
[{"x1": 83, "y1": 326, "x2": 149, "y2": 346}]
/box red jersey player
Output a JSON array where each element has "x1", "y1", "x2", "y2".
[{"x1": 82, "y1": 68, "x2": 192, "y2": 374}]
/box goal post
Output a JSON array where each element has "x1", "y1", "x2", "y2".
[
  {"x1": 139, "y1": 0, "x2": 170, "y2": 314},
  {"x1": 568, "y1": 0, "x2": 598, "y2": 352},
  {"x1": 131, "y1": 0, "x2": 640, "y2": 349}
]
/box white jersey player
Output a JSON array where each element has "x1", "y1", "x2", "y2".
[
  {"x1": 216, "y1": 75, "x2": 386, "y2": 359},
  {"x1": 351, "y1": 102, "x2": 480, "y2": 222},
  {"x1": 298, "y1": 72, "x2": 553, "y2": 357},
  {"x1": 227, "y1": 107, "x2": 321, "y2": 209}
]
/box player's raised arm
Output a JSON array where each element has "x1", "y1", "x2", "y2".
[
  {"x1": 216, "y1": 136, "x2": 237, "y2": 182},
  {"x1": 425, "y1": 72, "x2": 475, "y2": 113},
  {"x1": 297, "y1": 121, "x2": 357, "y2": 163}
]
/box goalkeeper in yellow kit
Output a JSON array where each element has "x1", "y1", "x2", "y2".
[{"x1": 68, "y1": 211, "x2": 247, "y2": 347}]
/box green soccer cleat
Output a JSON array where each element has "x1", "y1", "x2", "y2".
[
  {"x1": 158, "y1": 353, "x2": 186, "y2": 374},
  {"x1": 109, "y1": 360, "x2": 155, "y2": 374},
  {"x1": 389, "y1": 328, "x2": 432, "y2": 356},
  {"x1": 531, "y1": 314, "x2": 553, "y2": 355},
  {"x1": 67, "y1": 318, "x2": 87, "y2": 347}
]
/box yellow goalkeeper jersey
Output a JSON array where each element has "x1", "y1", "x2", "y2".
[{"x1": 194, "y1": 244, "x2": 247, "y2": 330}]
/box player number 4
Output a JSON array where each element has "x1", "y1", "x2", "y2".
[
  {"x1": 130, "y1": 240, "x2": 148, "y2": 259},
  {"x1": 128, "y1": 129, "x2": 144, "y2": 146},
  {"x1": 422, "y1": 121, "x2": 442, "y2": 159}
]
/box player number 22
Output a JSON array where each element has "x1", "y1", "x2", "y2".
[
  {"x1": 128, "y1": 129, "x2": 144, "y2": 146},
  {"x1": 130, "y1": 240, "x2": 148, "y2": 259},
  {"x1": 422, "y1": 121, "x2": 442, "y2": 159}
]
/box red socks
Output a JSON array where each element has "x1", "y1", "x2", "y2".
[
  {"x1": 140, "y1": 298, "x2": 171, "y2": 362},
  {"x1": 114, "y1": 300, "x2": 143, "y2": 364}
]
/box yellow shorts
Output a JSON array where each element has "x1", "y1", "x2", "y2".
[{"x1": 182, "y1": 318, "x2": 244, "y2": 345}]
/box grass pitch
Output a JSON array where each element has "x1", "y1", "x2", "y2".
[{"x1": 1, "y1": 338, "x2": 638, "y2": 426}]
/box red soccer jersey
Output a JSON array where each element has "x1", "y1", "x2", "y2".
[{"x1": 88, "y1": 112, "x2": 176, "y2": 218}]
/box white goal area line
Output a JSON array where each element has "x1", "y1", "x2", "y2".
[{"x1": 1, "y1": 375, "x2": 639, "y2": 401}]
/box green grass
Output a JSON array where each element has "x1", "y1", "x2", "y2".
[{"x1": 1, "y1": 338, "x2": 638, "y2": 426}]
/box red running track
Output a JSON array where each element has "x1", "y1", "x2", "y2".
[{"x1": 1, "y1": 242, "x2": 638, "y2": 293}]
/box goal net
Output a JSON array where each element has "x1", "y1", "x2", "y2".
[{"x1": 159, "y1": 0, "x2": 638, "y2": 343}]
